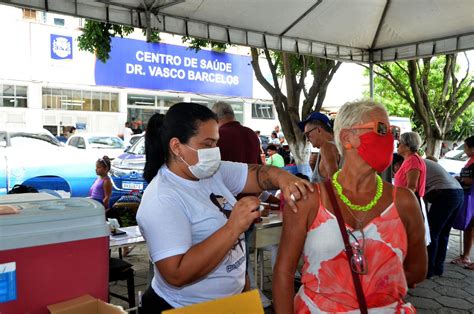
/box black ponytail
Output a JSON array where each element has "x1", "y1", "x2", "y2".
[
  {"x1": 143, "y1": 102, "x2": 217, "y2": 183},
  {"x1": 144, "y1": 113, "x2": 165, "y2": 183}
]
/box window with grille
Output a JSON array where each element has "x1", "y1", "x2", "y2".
[
  {"x1": 0, "y1": 84, "x2": 28, "y2": 108},
  {"x1": 252, "y1": 103, "x2": 274, "y2": 119},
  {"x1": 42, "y1": 88, "x2": 119, "y2": 112},
  {"x1": 126, "y1": 94, "x2": 181, "y2": 131},
  {"x1": 22, "y1": 8, "x2": 36, "y2": 20},
  {"x1": 53, "y1": 18, "x2": 65, "y2": 26}
]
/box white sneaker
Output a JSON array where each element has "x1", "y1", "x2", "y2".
[{"x1": 258, "y1": 289, "x2": 272, "y2": 308}]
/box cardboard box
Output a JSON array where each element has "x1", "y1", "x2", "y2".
[
  {"x1": 47, "y1": 295, "x2": 126, "y2": 314},
  {"x1": 163, "y1": 289, "x2": 264, "y2": 314}
]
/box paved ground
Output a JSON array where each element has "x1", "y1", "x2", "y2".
[{"x1": 110, "y1": 230, "x2": 474, "y2": 313}]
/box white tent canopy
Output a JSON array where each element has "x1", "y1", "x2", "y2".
[{"x1": 2, "y1": 0, "x2": 473, "y2": 63}]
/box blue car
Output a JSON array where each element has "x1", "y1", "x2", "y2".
[{"x1": 109, "y1": 136, "x2": 147, "y2": 205}]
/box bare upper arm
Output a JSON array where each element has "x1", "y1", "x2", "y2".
[
  {"x1": 155, "y1": 254, "x2": 185, "y2": 286},
  {"x1": 394, "y1": 187, "x2": 424, "y2": 239},
  {"x1": 319, "y1": 142, "x2": 339, "y2": 177},
  {"x1": 103, "y1": 178, "x2": 112, "y2": 193},
  {"x1": 275, "y1": 185, "x2": 318, "y2": 273},
  {"x1": 394, "y1": 187, "x2": 427, "y2": 282},
  {"x1": 405, "y1": 169, "x2": 420, "y2": 192}
]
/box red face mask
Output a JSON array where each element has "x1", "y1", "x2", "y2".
[{"x1": 357, "y1": 132, "x2": 394, "y2": 172}]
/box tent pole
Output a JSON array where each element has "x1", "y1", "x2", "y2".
[{"x1": 369, "y1": 62, "x2": 374, "y2": 100}]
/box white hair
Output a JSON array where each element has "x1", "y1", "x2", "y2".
[
  {"x1": 400, "y1": 132, "x2": 422, "y2": 152},
  {"x1": 333, "y1": 100, "x2": 388, "y2": 154},
  {"x1": 212, "y1": 101, "x2": 234, "y2": 120}
]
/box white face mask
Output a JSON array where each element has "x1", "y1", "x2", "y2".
[{"x1": 181, "y1": 145, "x2": 221, "y2": 179}]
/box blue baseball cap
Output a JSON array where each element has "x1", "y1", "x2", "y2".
[{"x1": 298, "y1": 112, "x2": 332, "y2": 131}]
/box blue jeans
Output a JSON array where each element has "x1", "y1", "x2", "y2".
[{"x1": 426, "y1": 189, "x2": 464, "y2": 277}]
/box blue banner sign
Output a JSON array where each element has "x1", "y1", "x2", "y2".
[
  {"x1": 95, "y1": 38, "x2": 253, "y2": 98},
  {"x1": 50, "y1": 34, "x2": 73, "y2": 60}
]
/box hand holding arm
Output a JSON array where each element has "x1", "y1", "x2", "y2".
[{"x1": 243, "y1": 165, "x2": 314, "y2": 212}]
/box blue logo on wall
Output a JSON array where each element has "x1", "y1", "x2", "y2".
[
  {"x1": 95, "y1": 38, "x2": 253, "y2": 98},
  {"x1": 51, "y1": 34, "x2": 73, "y2": 60}
]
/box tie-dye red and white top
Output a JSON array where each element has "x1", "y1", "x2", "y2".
[{"x1": 295, "y1": 198, "x2": 415, "y2": 313}]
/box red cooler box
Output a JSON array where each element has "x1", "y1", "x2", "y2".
[{"x1": 0, "y1": 197, "x2": 110, "y2": 314}]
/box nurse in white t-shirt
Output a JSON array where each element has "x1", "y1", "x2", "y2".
[{"x1": 137, "y1": 103, "x2": 313, "y2": 312}]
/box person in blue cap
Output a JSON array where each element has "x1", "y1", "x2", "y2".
[{"x1": 298, "y1": 112, "x2": 341, "y2": 183}]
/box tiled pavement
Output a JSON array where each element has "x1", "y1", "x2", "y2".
[{"x1": 110, "y1": 230, "x2": 474, "y2": 313}]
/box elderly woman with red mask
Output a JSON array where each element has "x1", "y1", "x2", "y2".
[{"x1": 273, "y1": 100, "x2": 427, "y2": 313}]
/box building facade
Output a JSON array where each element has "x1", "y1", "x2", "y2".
[{"x1": 0, "y1": 6, "x2": 280, "y2": 136}]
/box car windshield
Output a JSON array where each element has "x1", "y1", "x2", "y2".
[
  {"x1": 129, "y1": 135, "x2": 141, "y2": 146},
  {"x1": 88, "y1": 136, "x2": 124, "y2": 149},
  {"x1": 446, "y1": 151, "x2": 469, "y2": 162},
  {"x1": 129, "y1": 137, "x2": 145, "y2": 155},
  {"x1": 9, "y1": 132, "x2": 62, "y2": 147}
]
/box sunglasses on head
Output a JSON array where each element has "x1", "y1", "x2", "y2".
[{"x1": 351, "y1": 121, "x2": 400, "y2": 139}]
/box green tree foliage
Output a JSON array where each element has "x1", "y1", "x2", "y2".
[
  {"x1": 181, "y1": 36, "x2": 229, "y2": 52},
  {"x1": 77, "y1": 20, "x2": 159, "y2": 63},
  {"x1": 365, "y1": 54, "x2": 473, "y2": 157},
  {"x1": 446, "y1": 109, "x2": 474, "y2": 141}
]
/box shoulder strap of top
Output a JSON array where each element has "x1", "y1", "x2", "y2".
[{"x1": 323, "y1": 180, "x2": 368, "y2": 314}]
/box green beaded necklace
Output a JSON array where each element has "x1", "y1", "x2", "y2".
[{"x1": 332, "y1": 170, "x2": 383, "y2": 211}]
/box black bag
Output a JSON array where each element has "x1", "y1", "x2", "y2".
[{"x1": 7, "y1": 184, "x2": 38, "y2": 194}]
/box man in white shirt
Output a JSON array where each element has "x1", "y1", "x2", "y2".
[
  {"x1": 123, "y1": 122, "x2": 133, "y2": 146},
  {"x1": 274, "y1": 125, "x2": 285, "y2": 145}
]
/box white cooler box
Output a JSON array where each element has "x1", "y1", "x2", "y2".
[{"x1": 0, "y1": 197, "x2": 110, "y2": 314}]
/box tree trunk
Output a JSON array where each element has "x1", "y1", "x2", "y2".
[
  {"x1": 289, "y1": 140, "x2": 312, "y2": 178},
  {"x1": 249, "y1": 48, "x2": 339, "y2": 176},
  {"x1": 425, "y1": 136, "x2": 443, "y2": 159}
]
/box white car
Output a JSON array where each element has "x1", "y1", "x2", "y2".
[
  {"x1": 0, "y1": 128, "x2": 97, "y2": 196},
  {"x1": 438, "y1": 150, "x2": 468, "y2": 176},
  {"x1": 443, "y1": 143, "x2": 464, "y2": 159},
  {"x1": 125, "y1": 133, "x2": 144, "y2": 151},
  {"x1": 66, "y1": 133, "x2": 125, "y2": 159}
]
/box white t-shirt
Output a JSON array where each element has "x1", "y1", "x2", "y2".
[
  {"x1": 137, "y1": 161, "x2": 248, "y2": 308},
  {"x1": 270, "y1": 138, "x2": 280, "y2": 145},
  {"x1": 123, "y1": 127, "x2": 133, "y2": 144}
]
